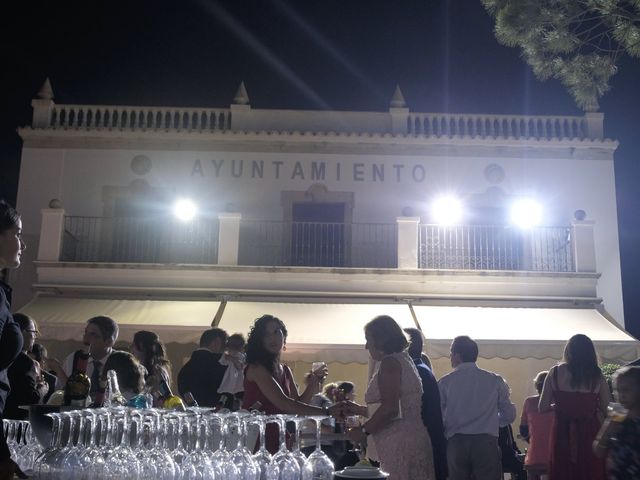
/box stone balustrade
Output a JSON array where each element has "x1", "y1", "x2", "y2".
[
  {"x1": 47, "y1": 104, "x2": 232, "y2": 131},
  {"x1": 30, "y1": 100, "x2": 604, "y2": 140},
  {"x1": 407, "y1": 112, "x2": 594, "y2": 140}
]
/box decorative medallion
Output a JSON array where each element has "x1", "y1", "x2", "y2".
[
  {"x1": 131, "y1": 155, "x2": 152, "y2": 175},
  {"x1": 484, "y1": 163, "x2": 505, "y2": 184}
]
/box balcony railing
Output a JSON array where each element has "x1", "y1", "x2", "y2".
[
  {"x1": 239, "y1": 220, "x2": 397, "y2": 268},
  {"x1": 419, "y1": 224, "x2": 574, "y2": 272},
  {"x1": 62, "y1": 216, "x2": 219, "y2": 264},
  {"x1": 58, "y1": 215, "x2": 576, "y2": 273}
]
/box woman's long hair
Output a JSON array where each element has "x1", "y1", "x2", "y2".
[
  {"x1": 133, "y1": 330, "x2": 172, "y2": 380},
  {"x1": 563, "y1": 334, "x2": 602, "y2": 389},
  {"x1": 245, "y1": 314, "x2": 288, "y2": 375}
]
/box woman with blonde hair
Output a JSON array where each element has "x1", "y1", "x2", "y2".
[{"x1": 345, "y1": 315, "x2": 435, "y2": 480}]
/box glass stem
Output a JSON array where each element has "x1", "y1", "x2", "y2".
[{"x1": 315, "y1": 418, "x2": 322, "y2": 452}]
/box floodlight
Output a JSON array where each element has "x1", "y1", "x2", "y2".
[
  {"x1": 431, "y1": 195, "x2": 463, "y2": 225},
  {"x1": 510, "y1": 198, "x2": 542, "y2": 229},
  {"x1": 172, "y1": 199, "x2": 198, "y2": 222}
]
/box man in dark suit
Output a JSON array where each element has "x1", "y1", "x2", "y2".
[
  {"x1": 178, "y1": 328, "x2": 228, "y2": 407},
  {"x1": 404, "y1": 328, "x2": 448, "y2": 480},
  {"x1": 4, "y1": 314, "x2": 49, "y2": 419}
]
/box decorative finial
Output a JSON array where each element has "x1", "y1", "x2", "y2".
[
  {"x1": 390, "y1": 85, "x2": 406, "y2": 108},
  {"x1": 37, "y1": 78, "x2": 54, "y2": 100},
  {"x1": 233, "y1": 81, "x2": 250, "y2": 105}
]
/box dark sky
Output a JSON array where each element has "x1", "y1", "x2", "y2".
[{"x1": 2, "y1": 0, "x2": 640, "y2": 335}]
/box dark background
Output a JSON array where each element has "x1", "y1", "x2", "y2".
[{"x1": 2, "y1": 0, "x2": 639, "y2": 335}]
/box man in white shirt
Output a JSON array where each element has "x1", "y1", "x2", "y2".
[
  {"x1": 438, "y1": 335, "x2": 516, "y2": 480},
  {"x1": 57, "y1": 316, "x2": 119, "y2": 394}
]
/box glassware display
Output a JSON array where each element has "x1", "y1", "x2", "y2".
[{"x1": 17, "y1": 405, "x2": 337, "y2": 479}]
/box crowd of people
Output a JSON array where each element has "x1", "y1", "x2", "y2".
[{"x1": 2, "y1": 198, "x2": 640, "y2": 480}]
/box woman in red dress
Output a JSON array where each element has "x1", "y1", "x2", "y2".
[
  {"x1": 242, "y1": 314, "x2": 341, "y2": 453},
  {"x1": 539, "y1": 334, "x2": 609, "y2": 480}
]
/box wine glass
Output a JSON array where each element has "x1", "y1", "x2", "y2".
[
  {"x1": 102, "y1": 407, "x2": 141, "y2": 479},
  {"x1": 78, "y1": 409, "x2": 106, "y2": 480},
  {"x1": 301, "y1": 416, "x2": 334, "y2": 480},
  {"x1": 249, "y1": 414, "x2": 276, "y2": 480},
  {"x1": 228, "y1": 413, "x2": 259, "y2": 480},
  {"x1": 181, "y1": 410, "x2": 215, "y2": 480},
  {"x1": 268, "y1": 414, "x2": 301, "y2": 480},
  {"x1": 210, "y1": 412, "x2": 240, "y2": 480},
  {"x1": 288, "y1": 416, "x2": 309, "y2": 470},
  {"x1": 60, "y1": 410, "x2": 86, "y2": 479},
  {"x1": 167, "y1": 412, "x2": 190, "y2": 479},
  {"x1": 137, "y1": 409, "x2": 177, "y2": 480},
  {"x1": 33, "y1": 411, "x2": 65, "y2": 480},
  {"x1": 20, "y1": 421, "x2": 43, "y2": 473}
]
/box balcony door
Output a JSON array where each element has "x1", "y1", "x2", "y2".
[{"x1": 290, "y1": 202, "x2": 346, "y2": 266}]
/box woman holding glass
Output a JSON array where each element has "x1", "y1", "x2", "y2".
[
  {"x1": 242, "y1": 314, "x2": 342, "y2": 454},
  {"x1": 0, "y1": 200, "x2": 27, "y2": 480},
  {"x1": 344, "y1": 315, "x2": 435, "y2": 480}
]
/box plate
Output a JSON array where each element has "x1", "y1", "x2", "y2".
[{"x1": 334, "y1": 466, "x2": 389, "y2": 479}]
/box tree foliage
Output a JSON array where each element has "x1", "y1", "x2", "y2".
[{"x1": 482, "y1": 0, "x2": 640, "y2": 111}]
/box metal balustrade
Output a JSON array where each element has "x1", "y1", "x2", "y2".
[
  {"x1": 238, "y1": 220, "x2": 397, "y2": 268},
  {"x1": 62, "y1": 216, "x2": 219, "y2": 264},
  {"x1": 418, "y1": 224, "x2": 574, "y2": 272},
  {"x1": 60, "y1": 216, "x2": 574, "y2": 272}
]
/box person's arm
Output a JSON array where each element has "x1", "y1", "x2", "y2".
[
  {"x1": 296, "y1": 364, "x2": 326, "y2": 404},
  {"x1": 519, "y1": 398, "x2": 530, "y2": 442},
  {"x1": 497, "y1": 376, "x2": 517, "y2": 425},
  {"x1": 245, "y1": 363, "x2": 335, "y2": 416},
  {"x1": 593, "y1": 416, "x2": 622, "y2": 458},
  {"x1": 538, "y1": 366, "x2": 556, "y2": 413},
  {"x1": 361, "y1": 355, "x2": 402, "y2": 434},
  {"x1": 597, "y1": 374, "x2": 611, "y2": 417}
]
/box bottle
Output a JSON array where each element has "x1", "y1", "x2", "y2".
[
  {"x1": 104, "y1": 369, "x2": 127, "y2": 407},
  {"x1": 89, "y1": 378, "x2": 107, "y2": 408},
  {"x1": 64, "y1": 352, "x2": 91, "y2": 408},
  {"x1": 157, "y1": 380, "x2": 186, "y2": 411},
  {"x1": 215, "y1": 393, "x2": 230, "y2": 412},
  {"x1": 183, "y1": 391, "x2": 199, "y2": 408},
  {"x1": 127, "y1": 393, "x2": 151, "y2": 409}
]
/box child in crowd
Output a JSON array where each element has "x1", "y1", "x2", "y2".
[
  {"x1": 218, "y1": 333, "x2": 246, "y2": 410},
  {"x1": 594, "y1": 366, "x2": 640, "y2": 479},
  {"x1": 519, "y1": 371, "x2": 553, "y2": 479}
]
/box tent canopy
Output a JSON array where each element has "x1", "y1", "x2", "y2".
[{"x1": 19, "y1": 296, "x2": 639, "y2": 363}]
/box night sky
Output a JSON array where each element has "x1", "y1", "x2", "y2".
[{"x1": 2, "y1": 0, "x2": 640, "y2": 336}]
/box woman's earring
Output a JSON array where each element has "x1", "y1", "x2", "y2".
[{"x1": 282, "y1": 345, "x2": 287, "y2": 351}]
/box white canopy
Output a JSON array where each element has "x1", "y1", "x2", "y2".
[{"x1": 19, "y1": 295, "x2": 639, "y2": 363}]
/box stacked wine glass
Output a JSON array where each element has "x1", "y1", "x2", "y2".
[
  {"x1": 2, "y1": 418, "x2": 43, "y2": 473},
  {"x1": 21, "y1": 407, "x2": 336, "y2": 479}
]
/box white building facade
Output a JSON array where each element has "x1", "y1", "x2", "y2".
[{"x1": 12, "y1": 81, "x2": 637, "y2": 410}]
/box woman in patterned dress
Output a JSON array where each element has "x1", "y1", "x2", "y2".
[{"x1": 345, "y1": 315, "x2": 435, "y2": 480}]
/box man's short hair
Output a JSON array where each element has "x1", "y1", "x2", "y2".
[
  {"x1": 87, "y1": 316, "x2": 119, "y2": 343},
  {"x1": 200, "y1": 328, "x2": 228, "y2": 348},
  {"x1": 404, "y1": 328, "x2": 424, "y2": 360},
  {"x1": 451, "y1": 335, "x2": 479, "y2": 363}
]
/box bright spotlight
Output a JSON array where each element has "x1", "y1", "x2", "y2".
[
  {"x1": 431, "y1": 195, "x2": 463, "y2": 225},
  {"x1": 510, "y1": 198, "x2": 543, "y2": 228},
  {"x1": 172, "y1": 199, "x2": 198, "y2": 222}
]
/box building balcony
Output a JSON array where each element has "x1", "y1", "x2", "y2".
[{"x1": 31, "y1": 205, "x2": 600, "y2": 306}]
